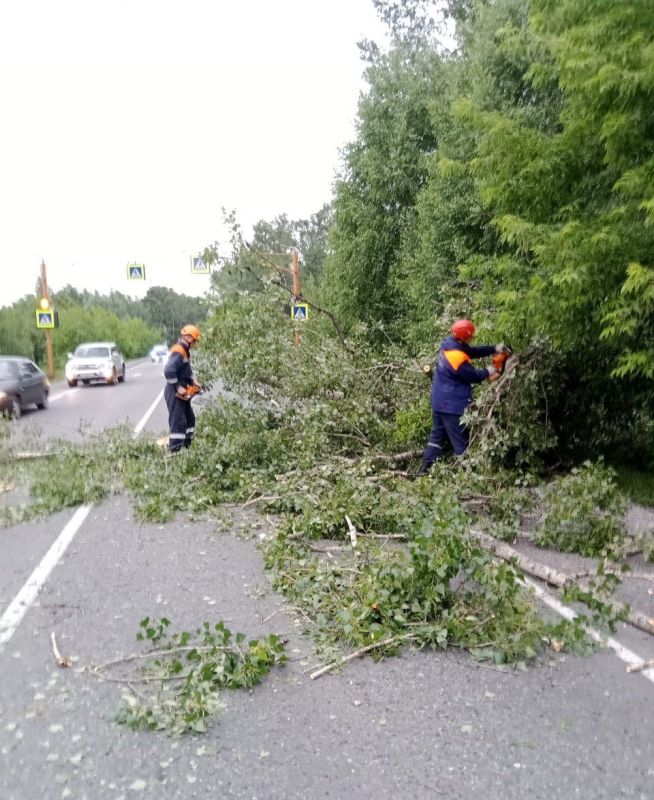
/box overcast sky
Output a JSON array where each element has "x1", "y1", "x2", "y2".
[{"x1": 0, "y1": 0, "x2": 387, "y2": 306}]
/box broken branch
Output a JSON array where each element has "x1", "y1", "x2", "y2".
[
  {"x1": 310, "y1": 633, "x2": 416, "y2": 679},
  {"x1": 50, "y1": 631, "x2": 71, "y2": 668},
  {"x1": 345, "y1": 515, "x2": 358, "y2": 548}
]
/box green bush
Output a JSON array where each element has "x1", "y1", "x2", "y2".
[{"x1": 533, "y1": 461, "x2": 626, "y2": 556}]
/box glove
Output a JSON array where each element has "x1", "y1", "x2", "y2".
[
  {"x1": 487, "y1": 365, "x2": 500, "y2": 382},
  {"x1": 495, "y1": 343, "x2": 512, "y2": 355}
]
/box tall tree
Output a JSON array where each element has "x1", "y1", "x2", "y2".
[
  {"x1": 465, "y1": 0, "x2": 654, "y2": 378},
  {"x1": 209, "y1": 207, "x2": 332, "y2": 302},
  {"x1": 141, "y1": 287, "x2": 207, "y2": 345},
  {"x1": 318, "y1": 0, "x2": 653, "y2": 462},
  {"x1": 321, "y1": 39, "x2": 444, "y2": 331}
]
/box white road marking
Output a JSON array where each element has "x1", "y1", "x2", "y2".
[
  {"x1": 0, "y1": 504, "x2": 93, "y2": 646},
  {"x1": 524, "y1": 577, "x2": 654, "y2": 684},
  {"x1": 0, "y1": 386, "x2": 165, "y2": 648},
  {"x1": 132, "y1": 389, "x2": 164, "y2": 437},
  {"x1": 130, "y1": 372, "x2": 142, "y2": 378}
]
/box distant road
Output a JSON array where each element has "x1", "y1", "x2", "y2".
[{"x1": 10, "y1": 357, "x2": 170, "y2": 445}]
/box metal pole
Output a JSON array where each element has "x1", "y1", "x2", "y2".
[
  {"x1": 292, "y1": 249, "x2": 300, "y2": 298},
  {"x1": 40, "y1": 260, "x2": 55, "y2": 379}
]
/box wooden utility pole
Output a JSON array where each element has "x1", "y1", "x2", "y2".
[
  {"x1": 40, "y1": 260, "x2": 55, "y2": 379},
  {"x1": 291, "y1": 249, "x2": 300, "y2": 298},
  {"x1": 291, "y1": 250, "x2": 301, "y2": 345}
]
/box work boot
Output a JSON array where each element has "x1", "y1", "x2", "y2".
[{"x1": 415, "y1": 461, "x2": 432, "y2": 478}]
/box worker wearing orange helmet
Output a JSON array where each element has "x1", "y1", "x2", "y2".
[
  {"x1": 164, "y1": 325, "x2": 202, "y2": 452},
  {"x1": 416, "y1": 319, "x2": 511, "y2": 475}
]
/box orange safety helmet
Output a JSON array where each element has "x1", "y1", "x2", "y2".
[
  {"x1": 451, "y1": 319, "x2": 476, "y2": 341},
  {"x1": 180, "y1": 324, "x2": 201, "y2": 341}
]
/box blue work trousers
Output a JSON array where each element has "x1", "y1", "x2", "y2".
[
  {"x1": 422, "y1": 411, "x2": 469, "y2": 466},
  {"x1": 164, "y1": 385, "x2": 196, "y2": 451}
]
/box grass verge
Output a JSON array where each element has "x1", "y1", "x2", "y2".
[{"x1": 615, "y1": 467, "x2": 654, "y2": 507}]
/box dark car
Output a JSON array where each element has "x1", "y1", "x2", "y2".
[{"x1": 0, "y1": 357, "x2": 50, "y2": 419}]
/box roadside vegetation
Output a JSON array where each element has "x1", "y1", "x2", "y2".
[
  {"x1": 0, "y1": 285, "x2": 207, "y2": 367},
  {"x1": 1, "y1": 0, "x2": 653, "y2": 735},
  {"x1": 615, "y1": 467, "x2": 654, "y2": 508},
  {"x1": 1, "y1": 300, "x2": 650, "y2": 704}
]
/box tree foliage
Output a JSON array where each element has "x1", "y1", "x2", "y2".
[
  {"x1": 533, "y1": 461, "x2": 626, "y2": 557},
  {"x1": 320, "y1": 42, "x2": 444, "y2": 329},
  {"x1": 52, "y1": 306, "x2": 158, "y2": 361},
  {"x1": 1, "y1": 299, "x2": 602, "y2": 671},
  {"x1": 208, "y1": 206, "x2": 332, "y2": 303},
  {"x1": 1, "y1": 0, "x2": 651, "y2": 711},
  {"x1": 140, "y1": 286, "x2": 207, "y2": 346},
  {"x1": 320, "y1": 0, "x2": 654, "y2": 466},
  {"x1": 0, "y1": 284, "x2": 206, "y2": 367}
]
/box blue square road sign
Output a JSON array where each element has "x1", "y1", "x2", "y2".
[
  {"x1": 191, "y1": 256, "x2": 210, "y2": 274},
  {"x1": 36, "y1": 310, "x2": 55, "y2": 329},
  {"x1": 291, "y1": 303, "x2": 309, "y2": 320},
  {"x1": 127, "y1": 263, "x2": 146, "y2": 280}
]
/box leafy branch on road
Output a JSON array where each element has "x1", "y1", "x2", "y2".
[
  {"x1": 96, "y1": 617, "x2": 286, "y2": 736},
  {"x1": 2, "y1": 300, "x2": 644, "y2": 688}
]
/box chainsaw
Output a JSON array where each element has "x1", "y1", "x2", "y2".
[
  {"x1": 490, "y1": 347, "x2": 512, "y2": 378},
  {"x1": 179, "y1": 384, "x2": 203, "y2": 401}
]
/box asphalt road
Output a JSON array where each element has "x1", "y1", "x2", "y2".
[
  {"x1": 1, "y1": 365, "x2": 654, "y2": 800},
  {"x1": 9, "y1": 358, "x2": 169, "y2": 445}
]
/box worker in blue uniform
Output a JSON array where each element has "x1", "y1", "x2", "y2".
[
  {"x1": 164, "y1": 324, "x2": 202, "y2": 453},
  {"x1": 417, "y1": 319, "x2": 510, "y2": 475}
]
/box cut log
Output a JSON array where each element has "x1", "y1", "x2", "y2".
[
  {"x1": 470, "y1": 529, "x2": 654, "y2": 637},
  {"x1": 471, "y1": 530, "x2": 568, "y2": 588}
]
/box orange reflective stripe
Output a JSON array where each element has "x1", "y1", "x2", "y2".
[
  {"x1": 443, "y1": 349, "x2": 471, "y2": 371},
  {"x1": 170, "y1": 343, "x2": 188, "y2": 361}
]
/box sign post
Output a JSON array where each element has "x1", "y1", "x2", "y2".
[
  {"x1": 290, "y1": 250, "x2": 304, "y2": 343},
  {"x1": 38, "y1": 261, "x2": 55, "y2": 379}
]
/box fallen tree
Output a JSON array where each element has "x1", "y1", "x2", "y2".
[{"x1": 1, "y1": 298, "x2": 647, "y2": 679}]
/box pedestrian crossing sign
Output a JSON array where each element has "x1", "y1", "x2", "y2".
[
  {"x1": 127, "y1": 263, "x2": 145, "y2": 280},
  {"x1": 191, "y1": 256, "x2": 210, "y2": 274},
  {"x1": 36, "y1": 309, "x2": 55, "y2": 329},
  {"x1": 291, "y1": 303, "x2": 309, "y2": 320}
]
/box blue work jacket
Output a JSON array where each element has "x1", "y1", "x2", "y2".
[
  {"x1": 430, "y1": 335, "x2": 495, "y2": 415},
  {"x1": 164, "y1": 340, "x2": 194, "y2": 390}
]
